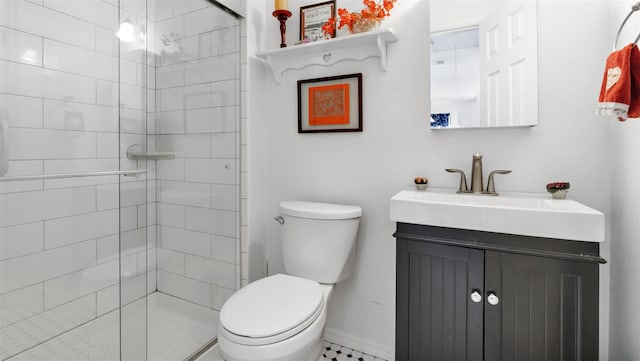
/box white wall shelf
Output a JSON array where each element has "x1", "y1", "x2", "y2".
[{"x1": 256, "y1": 29, "x2": 398, "y2": 84}]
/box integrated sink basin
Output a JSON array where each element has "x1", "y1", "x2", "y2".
[{"x1": 390, "y1": 187, "x2": 605, "y2": 242}]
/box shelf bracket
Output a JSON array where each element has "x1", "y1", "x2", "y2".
[
  {"x1": 377, "y1": 33, "x2": 389, "y2": 71},
  {"x1": 262, "y1": 55, "x2": 284, "y2": 84}
]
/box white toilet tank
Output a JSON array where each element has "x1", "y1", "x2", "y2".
[{"x1": 279, "y1": 201, "x2": 362, "y2": 284}]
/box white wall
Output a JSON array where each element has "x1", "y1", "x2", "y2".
[
  {"x1": 248, "y1": 0, "x2": 612, "y2": 359},
  {"x1": 245, "y1": 0, "x2": 270, "y2": 286},
  {"x1": 607, "y1": 1, "x2": 640, "y2": 359}
]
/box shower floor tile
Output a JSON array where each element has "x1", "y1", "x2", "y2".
[
  {"x1": 6, "y1": 292, "x2": 218, "y2": 361},
  {"x1": 148, "y1": 292, "x2": 218, "y2": 361},
  {"x1": 5, "y1": 309, "x2": 120, "y2": 361}
]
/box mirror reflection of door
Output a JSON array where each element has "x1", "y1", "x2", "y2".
[
  {"x1": 429, "y1": 0, "x2": 539, "y2": 129},
  {"x1": 479, "y1": 0, "x2": 538, "y2": 127}
]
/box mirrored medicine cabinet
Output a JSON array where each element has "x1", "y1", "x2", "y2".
[{"x1": 429, "y1": 0, "x2": 539, "y2": 129}]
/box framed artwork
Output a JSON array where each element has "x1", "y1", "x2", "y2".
[
  {"x1": 299, "y1": 1, "x2": 336, "y2": 41},
  {"x1": 297, "y1": 73, "x2": 363, "y2": 133}
]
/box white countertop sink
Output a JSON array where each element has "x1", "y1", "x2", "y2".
[{"x1": 390, "y1": 187, "x2": 605, "y2": 242}]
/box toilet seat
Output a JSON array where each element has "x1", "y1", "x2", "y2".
[{"x1": 219, "y1": 274, "x2": 324, "y2": 346}]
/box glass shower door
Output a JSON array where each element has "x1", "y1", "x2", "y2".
[
  {"x1": 1, "y1": 0, "x2": 240, "y2": 358},
  {"x1": 0, "y1": 0, "x2": 149, "y2": 359}
]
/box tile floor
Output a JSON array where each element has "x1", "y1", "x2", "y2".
[
  {"x1": 321, "y1": 341, "x2": 388, "y2": 361},
  {"x1": 5, "y1": 294, "x2": 387, "y2": 361},
  {"x1": 6, "y1": 292, "x2": 218, "y2": 361},
  {"x1": 199, "y1": 341, "x2": 388, "y2": 361}
]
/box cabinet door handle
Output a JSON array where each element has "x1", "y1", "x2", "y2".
[
  {"x1": 470, "y1": 289, "x2": 482, "y2": 303},
  {"x1": 487, "y1": 291, "x2": 500, "y2": 306}
]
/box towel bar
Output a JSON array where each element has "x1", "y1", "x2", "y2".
[
  {"x1": 0, "y1": 169, "x2": 147, "y2": 183},
  {"x1": 613, "y1": 2, "x2": 640, "y2": 51}
]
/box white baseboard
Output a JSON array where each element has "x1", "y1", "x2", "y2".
[{"x1": 324, "y1": 327, "x2": 394, "y2": 361}]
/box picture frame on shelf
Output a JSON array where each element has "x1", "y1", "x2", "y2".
[
  {"x1": 300, "y1": 1, "x2": 336, "y2": 41},
  {"x1": 297, "y1": 73, "x2": 363, "y2": 133}
]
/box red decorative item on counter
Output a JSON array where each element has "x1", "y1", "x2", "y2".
[{"x1": 546, "y1": 182, "x2": 570, "y2": 192}]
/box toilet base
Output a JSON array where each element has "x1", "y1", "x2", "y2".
[{"x1": 219, "y1": 329, "x2": 323, "y2": 361}]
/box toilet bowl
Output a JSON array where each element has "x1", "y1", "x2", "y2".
[
  {"x1": 218, "y1": 201, "x2": 362, "y2": 361},
  {"x1": 218, "y1": 274, "x2": 333, "y2": 361}
]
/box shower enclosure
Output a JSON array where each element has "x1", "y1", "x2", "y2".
[{"x1": 0, "y1": 0, "x2": 240, "y2": 359}]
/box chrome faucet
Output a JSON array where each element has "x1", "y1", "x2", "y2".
[{"x1": 446, "y1": 153, "x2": 512, "y2": 195}]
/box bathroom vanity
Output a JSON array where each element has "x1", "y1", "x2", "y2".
[{"x1": 390, "y1": 188, "x2": 605, "y2": 361}]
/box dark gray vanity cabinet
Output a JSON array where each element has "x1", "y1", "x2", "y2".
[{"x1": 395, "y1": 223, "x2": 604, "y2": 361}]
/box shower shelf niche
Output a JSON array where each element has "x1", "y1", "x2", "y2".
[{"x1": 256, "y1": 29, "x2": 398, "y2": 84}]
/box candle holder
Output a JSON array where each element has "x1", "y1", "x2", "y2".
[{"x1": 272, "y1": 9, "x2": 292, "y2": 48}]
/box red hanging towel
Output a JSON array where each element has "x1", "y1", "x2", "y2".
[{"x1": 596, "y1": 44, "x2": 640, "y2": 121}]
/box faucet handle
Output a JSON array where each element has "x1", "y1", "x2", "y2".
[
  {"x1": 445, "y1": 168, "x2": 470, "y2": 193},
  {"x1": 484, "y1": 170, "x2": 512, "y2": 195}
]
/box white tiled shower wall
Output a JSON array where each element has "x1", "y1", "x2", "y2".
[
  {"x1": 1, "y1": 0, "x2": 150, "y2": 359},
  {"x1": 0, "y1": 0, "x2": 244, "y2": 358},
  {"x1": 152, "y1": 0, "x2": 241, "y2": 311}
]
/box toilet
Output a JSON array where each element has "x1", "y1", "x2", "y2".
[{"x1": 217, "y1": 200, "x2": 362, "y2": 361}]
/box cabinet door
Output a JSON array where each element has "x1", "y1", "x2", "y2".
[
  {"x1": 397, "y1": 239, "x2": 484, "y2": 361},
  {"x1": 484, "y1": 251, "x2": 599, "y2": 361}
]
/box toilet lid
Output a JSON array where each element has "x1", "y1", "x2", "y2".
[{"x1": 220, "y1": 274, "x2": 324, "y2": 341}]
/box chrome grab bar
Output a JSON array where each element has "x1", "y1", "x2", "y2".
[
  {"x1": 0, "y1": 110, "x2": 9, "y2": 176},
  {"x1": 0, "y1": 169, "x2": 147, "y2": 183}
]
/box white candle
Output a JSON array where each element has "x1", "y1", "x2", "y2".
[{"x1": 274, "y1": 0, "x2": 288, "y2": 11}]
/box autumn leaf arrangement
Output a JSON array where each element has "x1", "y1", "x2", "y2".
[{"x1": 322, "y1": 0, "x2": 397, "y2": 37}]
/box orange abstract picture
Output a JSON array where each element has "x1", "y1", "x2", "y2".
[
  {"x1": 297, "y1": 73, "x2": 362, "y2": 133},
  {"x1": 308, "y1": 84, "x2": 350, "y2": 126}
]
